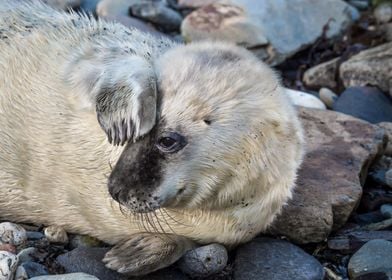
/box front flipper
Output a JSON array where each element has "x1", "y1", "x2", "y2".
[
  {"x1": 103, "y1": 233, "x2": 195, "y2": 276},
  {"x1": 64, "y1": 49, "x2": 157, "y2": 145}
]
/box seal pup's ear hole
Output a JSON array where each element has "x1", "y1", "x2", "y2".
[
  {"x1": 64, "y1": 53, "x2": 157, "y2": 145},
  {"x1": 203, "y1": 119, "x2": 212, "y2": 125}
]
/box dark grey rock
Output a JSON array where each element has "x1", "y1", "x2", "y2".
[
  {"x1": 381, "y1": 204, "x2": 392, "y2": 218},
  {"x1": 348, "y1": 239, "x2": 392, "y2": 279},
  {"x1": 234, "y1": 238, "x2": 324, "y2": 280},
  {"x1": 17, "y1": 247, "x2": 39, "y2": 263},
  {"x1": 21, "y1": 262, "x2": 49, "y2": 278},
  {"x1": 178, "y1": 244, "x2": 228, "y2": 277},
  {"x1": 80, "y1": 0, "x2": 100, "y2": 14},
  {"x1": 26, "y1": 231, "x2": 45, "y2": 241},
  {"x1": 369, "y1": 168, "x2": 392, "y2": 187},
  {"x1": 57, "y1": 247, "x2": 187, "y2": 280},
  {"x1": 333, "y1": 87, "x2": 392, "y2": 124},
  {"x1": 130, "y1": 1, "x2": 183, "y2": 31},
  {"x1": 30, "y1": 273, "x2": 100, "y2": 280},
  {"x1": 57, "y1": 247, "x2": 126, "y2": 280},
  {"x1": 348, "y1": 0, "x2": 370, "y2": 10}
]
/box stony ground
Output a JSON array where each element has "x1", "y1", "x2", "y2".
[{"x1": 1, "y1": 0, "x2": 392, "y2": 279}]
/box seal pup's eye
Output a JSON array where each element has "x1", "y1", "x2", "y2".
[{"x1": 156, "y1": 132, "x2": 187, "y2": 153}]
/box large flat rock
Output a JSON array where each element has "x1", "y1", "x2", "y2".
[
  {"x1": 181, "y1": 0, "x2": 358, "y2": 65},
  {"x1": 340, "y1": 42, "x2": 392, "y2": 98},
  {"x1": 269, "y1": 108, "x2": 387, "y2": 244}
]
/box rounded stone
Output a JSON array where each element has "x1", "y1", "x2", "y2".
[
  {"x1": 0, "y1": 250, "x2": 19, "y2": 280},
  {"x1": 380, "y1": 204, "x2": 392, "y2": 218},
  {"x1": 17, "y1": 247, "x2": 39, "y2": 263},
  {"x1": 284, "y1": 88, "x2": 326, "y2": 109},
  {"x1": 0, "y1": 222, "x2": 27, "y2": 246},
  {"x1": 234, "y1": 238, "x2": 324, "y2": 280},
  {"x1": 348, "y1": 239, "x2": 392, "y2": 279},
  {"x1": 178, "y1": 243, "x2": 228, "y2": 277},
  {"x1": 20, "y1": 262, "x2": 49, "y2": 278},
  {"x1": 319, "y1": 87, "x2": 338, "y2": 108},
  {"x1": 29, "y1": 273, "x2": 100, "y2": 279},
  {"x1": 374, "y1": 2, "x2": 392, "y2": 23},
  {"x1": 44, "y1": 226, "x2": 68, "y2": 244}
]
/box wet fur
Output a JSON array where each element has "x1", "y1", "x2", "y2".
[{"x1": 0, "y1": 0, "x2": 304, "y2": 275}]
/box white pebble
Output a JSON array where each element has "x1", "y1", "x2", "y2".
[
  {"x1": 284, "y1": 88, "x2": 326, "y2": 110},
  {"x1": 0, "y1": 222, "x2": 27, "y2": 246},
  {"x1": 44, "y1": 226, "x2": 68, "y2": 244},
  {"x1": 0, "y1": 251, "x2": 18, "y2": 280}
]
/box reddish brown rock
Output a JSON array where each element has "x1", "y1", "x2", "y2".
[{"x1": 269, "y1": 108, "x2": 387, "y2": 244}]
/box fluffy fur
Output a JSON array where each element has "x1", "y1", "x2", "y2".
[{"x1": 0, "y1": 1, "x2": 304, "y2": 275}]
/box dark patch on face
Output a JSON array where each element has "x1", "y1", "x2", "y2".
[{"x1": 108, "y1": 125, "x2": 165, "y2": 213}]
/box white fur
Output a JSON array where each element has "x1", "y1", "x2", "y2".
[{"x1": 0, "y1": 0, "x2": 304, "y2": 249}]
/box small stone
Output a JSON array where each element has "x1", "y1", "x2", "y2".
[
  {"x1": 178, "y1": 244, "x2": 228, "y2": 278},
  {"x1": 56, "y1": 247, "x2": 126, "y2": 280},
  {"x1": 0, "y1": 251, "x2": 18, "y2": 280},
  {"x1": 234, "y1": 238, "x2": 324, "y2": 280},
  {"x1": 130, "y1": 2, "x2": 183, "y2": 31},
  {"x1": 20, "y1": 262, "x2": 49, "y2": 278},
  {"x1": 177, "y1": 0, "x2": 215, "y2": 8},
  {"x1": 102, "y1": 15, "x2": 168, "y2": 38},
  {"x1": 332, "y1": 87, "x2": 392, "y2": 123},
  {"x1": 348, "y1": 0, "x2": 370, "y2": 10},
  {"x1": 15, "y1": 265, "x2": 28, "y2": 280},
  {"x1": 339, "y1": 42, "x2": 392, "y2": 98},
  {"x1": 303, "y1": 57, "x2": 340, "y2": 89},
  {"x1": 17, "y1": 247, "x2": 39, "y2": 263},
  {"x1": 0, "y1": 243, "x2": 16, "y2": 254},
  {"x1": 387, "y1": 169, "x2": 392, "y2": 187},
  {"x1": 0, "y1": 222, "x2": 27, "y2": 246},
  {"x1": 80, "y1": 0, "x2": 100, "y2": 14},
  {"x1": 381, "y1": 204, "x2": 392, "y2": 218},
  {"x1": 353, "y1": 211, "x2": 385, "y2": 225},
  {"x1": 44, "y1": 226, "x2": 68, "y2": 244},
  {"x1": 348, "y1": 239, "x2": 392, "y2": 279},
  {"x1": 69, "y1": 235, "x2": 102, "y2": 249},
  {"x1": 42, "y1": 0, "x2": 81, "y2": 10},
  {"x1": 374, "y1": 2, "x2": 392, "y2": 23},
  {"x1": 26, "y1": 231, "x2": 45, "y2": 241},
  {"x1": 319, "y1": 87, "x2": 338, "y2": 108},
  {"x1": 29, "y1": 273, "x2": 100, "y2": 280},
  {"x1": 284, "y1": 88, "x2": 326, "y2": 109},
  {"x1": 378, "y1": 122, "x2": 392, "y2": 156},
  {"x1": 96, "y1": 0, "x2": 134, "y2": 17}
]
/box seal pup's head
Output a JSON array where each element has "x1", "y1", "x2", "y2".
[{"x1": 108, "y1": 42, "x2": 304, "y2": 213}]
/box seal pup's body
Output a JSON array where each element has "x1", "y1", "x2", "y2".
[{"x1": 0, "y1": 1, "x2": 304, "y2": 275}]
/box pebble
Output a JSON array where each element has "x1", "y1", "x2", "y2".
[
  {"x1": 79, "y1": 0, "x2": 100, "y2": 14},
  {"x1": 56, "y1": 247, "x2": 125, "y2": 280},
  {"x1": 332, "y1": 87, "x2": 392, "y2": 123},
  {"x1": 15, "y1": 265, "x2": 28, "y2": 280},
  {"x1": 17, "y1": 247, "x2": 38, "y2": 263},
  {"x1": 387, "y1": 169, "x2": 392, "y2": 187},
  {"x1": 0, "y1": 251, "x2": 19, "y2": 280},
  {"x1": 19, "y1": 262, "x2": 49, "y2": 278},
  {"x1": 130, "y1": 2, "x2": 183, "y2": 31},
  {"x1": 42, "y1": 0, "x2": 81, "y2": 10},
  {"x1": 348, "y1": 0, "x2": 370, "y2": 10},
  {"x1": 0, "y1": 243, "x2": 16, "y2": 254},
  {"x1": 178, "y1": 244, "x2": 228, "y2": 278},
  {"x1": 284, "y1": 88, "x2": 326, "y2": 109},
  {"x1": 319, "y1": 87, "x2": 338, "y2": 108},
  {"x1": 29, "y1": 273, "x2": 100, "y2": 280},
  {"x1": 303, "y1": 57, "x2": 340, "y2": 89},
  {"x1": 374, "y1": 2, "x2": 392, "y2": 23},
  {"x1": 26, "y1": 231, "x2": 45, "y2": 241},
  {"x1": 234, "y1": 238, "x2": 324, "y2": 280},
  {"x1": 69, "y1": 235, "x2": 102, "y2": 249},
  {"x1": 96, "y1": 0, "x2": 133, "y2": 17},
  {"x1": 44, "y1": 226, "x2": 68, "y2": 244},
  {"x1": 0, "y1": 222, "x2": 27, "y2": 246},
  {"x1": 381, "y1": 204, "x2": 392, "y2": 219},
  {"x1": 348, "y1": 239, "x2": 392, "y2": 279}
]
